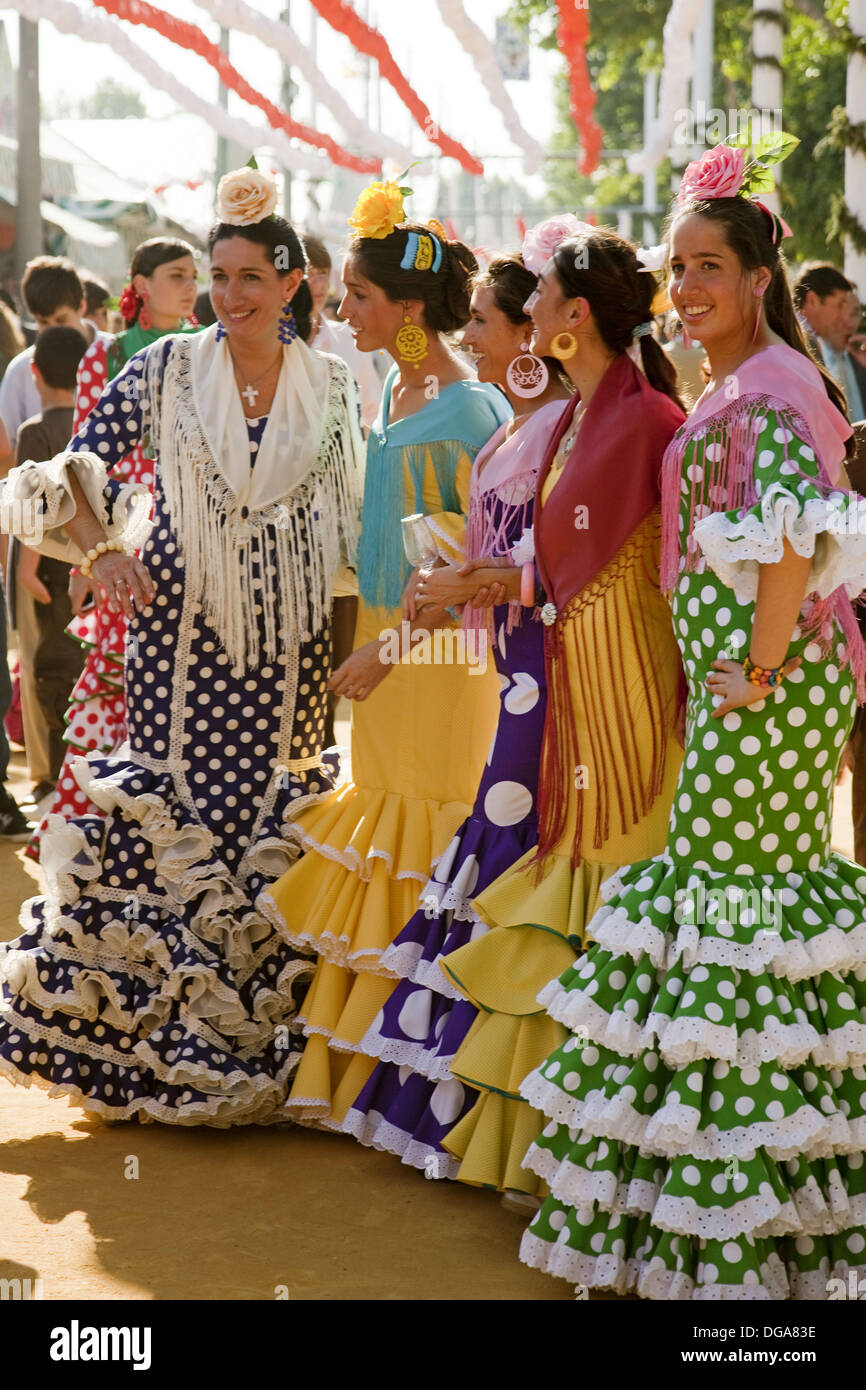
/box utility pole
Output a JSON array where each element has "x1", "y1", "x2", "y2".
[
  {"x1": 15, "y1": 17, "x2": 42, "y2": 289},
  {"x1": 216, "y1": 27, "x2": 230, "y2": 184},
  {"x1": 280, "y1": 2, "x2": 296, "y2": 220}
]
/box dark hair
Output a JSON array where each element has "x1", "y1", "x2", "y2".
[
  {"x1": 792, "y1": 261, "x2": 855, "y2": 309},
  {"x1": 473, "y1": 254, "x2": 536, "y2": 325},
  {"x1": 21, "y1": 256, "x2": 82, "y2": 319},
  {"x1": 301, "y1": 233, "x2": 331, "y2": 273},
  {"x1": 33, "y1": 325, "x2": 88, "y2": 390},
  {"x1": 194, "y1": 288, "x2": 216, "y2": 327},
  {"x1": 124, "y1": 237, "x2": 197, "y2": 327},
  {"x1": 207, "y1": 217, "x2": 314, "y2": 342},
  {"x1": 349, "y1": 223, "x2": 477, "y2": 333},
  {"x1": 667, "y1": 198, "x2": 853, "y2": 455},
  {"x1": 80, "y1": 272, "x2": 110, "y2": 317},
  {"x1": 551, "y1": 227, "x2": 685, "y2": 412}
]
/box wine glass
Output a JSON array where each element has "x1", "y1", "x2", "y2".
[{"x1": 400, "y1": 513, "x2": 438, "y2": 573}]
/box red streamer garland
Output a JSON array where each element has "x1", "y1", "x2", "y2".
[
  {"x1": 555, "y1": 0, "x2": 602, "y2": 176},
  {"x1": 90, "y1": 0, "x2": 381, "y2": 174},
  {"x1": 308, "y1": 0, "x2": 483, "y2": 176}
]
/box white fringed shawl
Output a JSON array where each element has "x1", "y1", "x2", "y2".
[{"x1": 145, "y1": 328, "x2": 364, "y2": 676}]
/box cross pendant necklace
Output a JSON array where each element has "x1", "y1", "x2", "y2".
[{"x1": 230, "y1": 348, "x2": 283, "y2": 413}]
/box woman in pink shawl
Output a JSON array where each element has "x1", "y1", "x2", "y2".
[{"x1": 520, "y1": 141, "x2": 866, "y2": 1300}]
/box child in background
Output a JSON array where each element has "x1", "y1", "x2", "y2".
[{"x1": 14, "y1": 326, "x2": 89, "y2": 807}]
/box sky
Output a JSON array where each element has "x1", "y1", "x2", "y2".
[{"x1": 1, "y1": 0, "x2": 561, "y2": 227}]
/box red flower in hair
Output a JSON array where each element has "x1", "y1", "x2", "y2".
[{"x1": 119, "y1": 284, "x2": 141, "y2": 321}]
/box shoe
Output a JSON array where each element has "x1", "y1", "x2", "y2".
[
  {"x1": 21, "y1": 779, "x2": 56, "y2": 807},
  {"x1": 0, "y1": 787, "x2": 35, "y2": 842}
]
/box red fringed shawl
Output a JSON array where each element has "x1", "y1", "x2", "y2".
[{"x1": 532, "y1": 354, "x2": 686, "y2": 867}]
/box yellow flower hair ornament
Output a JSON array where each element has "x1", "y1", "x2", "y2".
[{"x1": 348, "y1": 162, "x2": 419, "y2": 240}]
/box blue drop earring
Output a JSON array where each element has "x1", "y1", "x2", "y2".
[
  {"x1": 215, "y1": 320, "x2": 226, "y2": 342},
  {"x1": 278, "y1": 303, "x2": 297, "y2": 344}
]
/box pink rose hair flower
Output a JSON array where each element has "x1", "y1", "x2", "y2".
[
  {"x1": 522, "y1": 214, "x2": 593, "y2": 275},
  {"x1": 677, "y1": 144, "x2": 746, "y2": 204}
]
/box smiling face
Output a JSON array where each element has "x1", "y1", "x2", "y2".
[
  {"x1": 339, "y1": 253, "x2": 407, "y2": 354},
  {"x1": 461, "y1": 285, "x2": 527, "y2": 386},
  {"x1": 134, "y1": 255, "x2": 198, "y2": 328},
  {"x1": 668, "y1": 213, "x2": 771, "y2": 349},
  {"x1": 209, "y1": 237, "x2": 302, "y2": 346}
]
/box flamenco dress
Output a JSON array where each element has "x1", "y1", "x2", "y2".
[
  {"x1": 266, "y1": 368, "x2": 510, "y2": 1126},
  {"x1": 520, "y1": 344, "x2": 866, "y2": 1298},
  {"x1": 0, "y1": 327, "x2": 363, "y2": 1123},
  {"x1": 340, "y1": 401, "x2": 565, "y2": 1173},
  {"x1": 441, "y1": 356, "x2": 686, "y2": 1193}
]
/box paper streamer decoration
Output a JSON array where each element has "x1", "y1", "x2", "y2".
[
  {"x1": 7, "y1": 0, "x2": 331, "y2": 175},
  {"x1": 627, "y1": 0, "x2": 710, "y2": 175},
  {"x1": 309, "y1": 0, "x2": 484, "y2": 174},
  {"x1": 90, "y1": 0, "x2": 382, "y2": 173},
  {"x1": 433, "y1": 0, "x2": 545, "y2": 173},
  {"x1": 555, "y1": 0, "x2": 602, "y2": 175},
  {"x1": 192, "y1": 0, "x2": 414, "y2": 167}
]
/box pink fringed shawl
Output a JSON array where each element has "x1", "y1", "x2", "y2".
[
  {"x1": 659, "y1": 343, "x2": 865, "y2": 698},
  {"x1": 461, "y1": 399, "x2": 568, "y2": 635}
]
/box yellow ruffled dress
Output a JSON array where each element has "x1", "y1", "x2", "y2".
[
  {"x1": 268, "y1": 374, "x2": 509, "y2": 1124},
  {"x1": 440, "y1": 461, "x2": 684, "y2": 1192}
]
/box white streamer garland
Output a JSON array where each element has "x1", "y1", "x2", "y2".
[
  {"x1": 627, "y1": 0, "x2": 710, "y2": 175},
  {"x1": 433, "y1": 0, "x2": 546, "y2": 173},
  {"x1": 7, "y1": 0, "x2": 331, "y2": 176},
  {"x1": 191, "y1": 0, "x2": 415, "y2": 167}
]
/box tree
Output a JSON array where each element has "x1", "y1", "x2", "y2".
[
  {"x1": 510, "y1": 0, "x2": 848, "y2": 264},
  {"x1": 50, "y1": 79, "x2": 147, "y2": 121}
]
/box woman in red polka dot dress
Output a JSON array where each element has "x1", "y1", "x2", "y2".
[{"x1": 28, "y1": 238, "x2": 200, "y2": 858}]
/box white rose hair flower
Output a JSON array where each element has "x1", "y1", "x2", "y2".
[{"x1": 216, "y1": 166, "x2": 279, "y2": 226}]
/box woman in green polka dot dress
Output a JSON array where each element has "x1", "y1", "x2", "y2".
[{"x1": 517, "y1": 144, "x2": 866, "y2": 1299}]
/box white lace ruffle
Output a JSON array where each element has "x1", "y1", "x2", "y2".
[
  {"x1": 520, "y1": 1065, "x2": 857, "y2": 1162},
  {"x1": 339, "y1": 1105, "x2": 460, "y2": 1179},
  {"x1": 694, "y1": 484, "x2": 866, "y2": 605},
  {"x1": 592, "y1": 905, "x2": 866, "y2": 985},
  {"x1": 0, "y1": 449, "x2": 152, "y2": 563}
]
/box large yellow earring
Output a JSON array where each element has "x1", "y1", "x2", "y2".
[
  {"x1": 550, "y1": 332, "x2": 578, "y2": 361},
  {"x1": 395, "y1": 314, "x2": 429, "y2": 365}
]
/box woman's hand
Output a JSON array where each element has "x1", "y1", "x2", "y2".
[
  {"x1": 18, "y1": 569, "x2": 51, "y2": 605},
  {"x1": 706, "y1": 656, "x2": 802, "y2": 719},
  {"x1": 457, "y1": 557, "x2": 510, "y2": 610},
  {"x1": 91, "y1": 551, "x2": 156, "y2": 620},
  {"x1": 69, "y1": 570, "x2": 96, "y2": 617},
  {"x1": 329, "y1": 640, "x2": 392, "y2": 702},
  {"x1": 414, "y1": 564, "x2": 475, "y2": 612}
]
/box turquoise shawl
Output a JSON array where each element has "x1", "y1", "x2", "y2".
[{"x1": 357, "y1": 369, "x2": 511, "y2": 609}]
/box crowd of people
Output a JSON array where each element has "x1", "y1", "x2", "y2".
[{"x1": 1, "y1": 139, "x2": 866, "y2": 1301}]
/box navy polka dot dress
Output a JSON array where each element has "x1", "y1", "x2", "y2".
[{"x1": 0, "y1": 337, "x2": 360, "y2": 1125}]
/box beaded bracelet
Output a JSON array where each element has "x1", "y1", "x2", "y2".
[
  {"x1": 743, "y1": 655, "x2": 786, "y2": 689},
  {"x1": 78, "y1": 538, "x2": 125, "y2": 579}
]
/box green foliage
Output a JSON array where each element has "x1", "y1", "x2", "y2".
[
  {"x1": 51, "y1": 78, "x2": 147, "y2": 121},
  {"x1": 509, "y1": 0, "x2": 849, "y2": 265}
]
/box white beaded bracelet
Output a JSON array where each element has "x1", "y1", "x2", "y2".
[{"x1": 78, "y1": 538, "x2": 125, "y2": 579}]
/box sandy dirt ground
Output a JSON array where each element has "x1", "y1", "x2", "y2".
[{"x1": 0, "y1": 735, "x2": 856, "y2": 1302}]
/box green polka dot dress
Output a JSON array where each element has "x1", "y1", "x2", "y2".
[{"x1": 518, "y1": 404, "x2": 866, "y2": 1299}]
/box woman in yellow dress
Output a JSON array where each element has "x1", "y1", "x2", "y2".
[
  {"x1": 440, "y1": 226, "x2": 687, "y2": 1200},
  {"x1": 267, "y1": 190, "x2": 509, "y2": 1124}
]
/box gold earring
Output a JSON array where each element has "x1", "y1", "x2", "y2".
[
  {"x1": 550, "y1": 332, "x2": 578, "y2": 362},
  {"x1": 395, "y1": 313, "x2": 429, "y2": 365}
]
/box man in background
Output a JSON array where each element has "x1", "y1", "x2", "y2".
[{"x1": 794, "y1": 263, "x2": 866, "y2": 422}]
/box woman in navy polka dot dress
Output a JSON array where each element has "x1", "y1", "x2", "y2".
[{"x1": 0, "y1": 176, "x2": 364, "y2": 1125}]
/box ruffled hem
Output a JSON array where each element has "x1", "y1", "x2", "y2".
[
  {"x1": 340, "y1": 1105, "x2": 461, "y2": 1179},
  {"x1": 0, "y1": 750, "x2": 335, "y2": 1125},
  {"x1": 272, "y1": 781, "x2": 471, "y2": 971}
]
